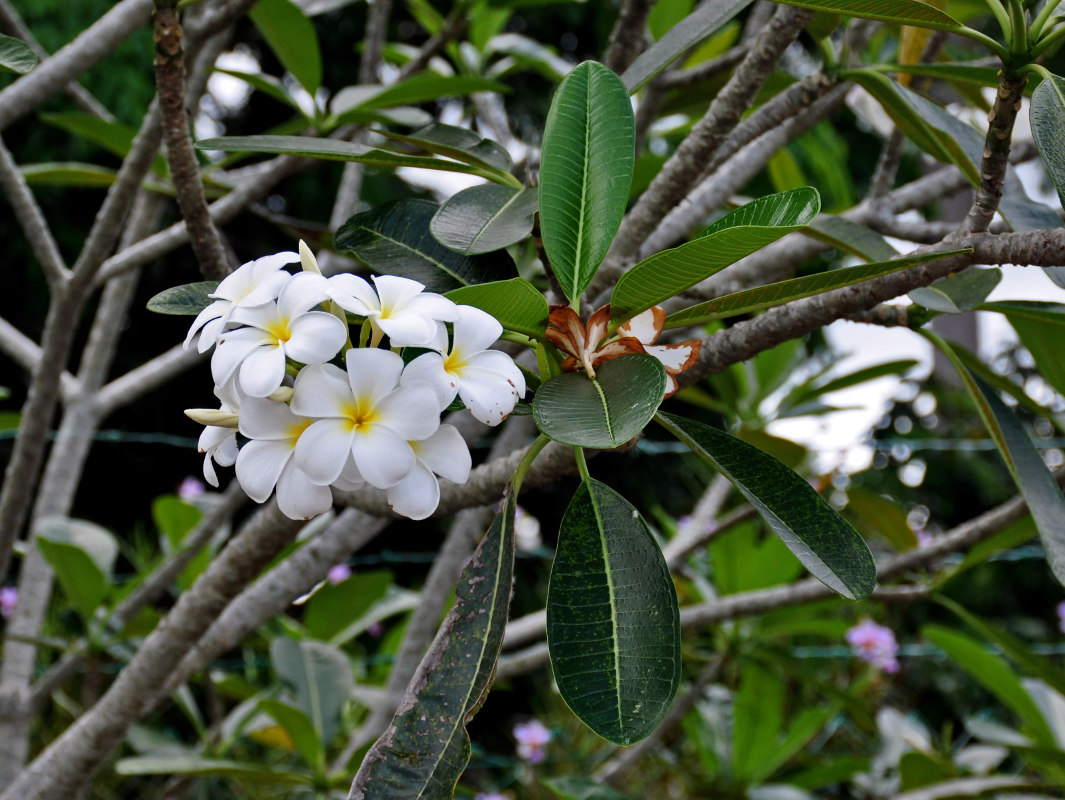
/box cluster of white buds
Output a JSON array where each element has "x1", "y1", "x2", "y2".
[{"x1": 184, "y1": 242, "x2": 525, "y2": 520}]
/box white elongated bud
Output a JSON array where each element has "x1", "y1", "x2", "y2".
[{"x1": 185, "y1": 408, "x2": 239, "y2": 428}]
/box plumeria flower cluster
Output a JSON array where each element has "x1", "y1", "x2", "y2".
[{"x1": 184, "y1": 242, "x2": 525, "y2": 521}]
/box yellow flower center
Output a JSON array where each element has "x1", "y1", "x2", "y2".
[
  {"x1": 286, "y1": 417, "x2": 314, "y2": 446},
  {"x1": 264, "y1": 318, "x2": 292, "y2": 345},
  {"x1": 341, "y1": 399, "x2": 377, "y2": 432}
]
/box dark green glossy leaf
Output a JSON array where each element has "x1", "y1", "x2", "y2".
[
  {"x1": 270, "y1": 638, "x2": 354, "y2": 747},
  {"x1": 350, "y1": 494, "x2": 516, "y2": 800},
  {"x1": 548, "y1": 479, "x2": 680, "y2": 745},
  {"x1": 657, "y1": 412, "x2": 876, "y2": 599},
  {"x1": 544, "y1": 776, "x2": 635, "y2": 800},
  {"x1": 115, "y1": 755, "x2": 313, "y2": 785},
  {"x1": 533, "y1": 355, "x2": 666, "y2": 448},
  {"x1": 539, "y1": 61, "x2": 634, "y2": 305},
  {"x1": 732, "y1": 661, "x2": 785, "y2": 781},
  {"x1": 335, "y1": 199, "x2": 517, "y2": 292},
  {"x1": 152, "y1": 496, "x2": 207, "y2": 590},
  {"x1": 445, "y1": 278, "x2": 549, "y2": 339},
  {"x1": 146, "y1": 281, "x2": 218, "y2": 315},
  {"x1": 39, "y1": 112, "x2": 170, "y2": 175},
  {"x1": 194, "y1": 135, "x2": 506, "y2": 181},
  {"x1": 431, "y1": 185, "x2": 538, "y2": 254},
  {"x1": 665, "y1": 249, "x2": 967, "y2": 328},
  {"x1": 34, "y1": 516, "x2": 118, "y2": 620},
  {"x1": 249, "y1": 0, "x2": 322, "y2": 95},
  {"x1": 258, "y1": 699, "x2": 323, "y2": 770},
  {"x1": 613, "y1": 188, "x2": 820, "y2": 322},
  {"x1": 1031, "y1": 74, "x2": 1065, "y2": 210},
  {"x1": 621, "y1": 0, "x2": 753, "y2": 91},
  {"x1": 806, "y1": 215, "x2": 898, "y2": 262},
  {"x1": 0, "y1": 32, "x2": 36, "y2": 74},
  {"x1": 357, "y1": 74, "x2": 508, "y2": 110},
  {"x1": 776, "y1": 0, "x2": 964, "y2": 29},
  {"x1": 925, "y1": 330, "x2": 1065, "y2": 589},
  {"x1": 869, "y1": 62, "x2": 1003, "y2": 89},
  {"x1": 909, "y1": 267, "x2": 1001, "y2": 313},
  {"x1": 922, "y1": 625, "x2": 1058, "y2": 746},
  {"x1": 980, "y1": 300, "x2": 1065, "y2": 326},
  {"x1": 377, "y1": 123, "x2": 514, "y2": 177}
]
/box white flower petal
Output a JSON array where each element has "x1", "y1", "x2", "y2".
[
  {"x1": 456, "y1": 365, "x2": 522, "y2": 426},
  {"x1": 644, "y1": 341, "x2": 699, "y2": 373},
  {"x1": 407, "y1": 290, "x2": 458, "y2": 322},
  {"x1": 332, "y1": 456, "x2": 366, "y2": 492},
  {"x1": 239, "y1": 397, "x2": 301, "y2": 441},
  {"x1": 185, "y1": 299, "x2": 230, "y2": 350},
  {"x1": 350, "y1": 426, "x2": 414, "y2": 489},
  {"x1": 463, "y1": 350, "x2": 526, "y2": 394},
  {"x1": 413, "y1": 424, "x2": 471, "y2": 484},
  {"x1": 275, "y1": 461, "x2": 334, "y2": 520},
  {"x1": 202, "y1": 452, "x2": 220, "y2": 487},
  {"x1": 327, "y1": 273, "x2": 377, "y2": 315},
  {"x1": 345, "y1": 348, "x2": 404, "y2": 406},
  {"x1": 386, "y1": 460, "x2": 440, "y2": 520},
  {"x1": 239, "y1": 343, "x2": 287, "y2": 397},
  {"x1": 211, "y1": 328, "x2": 273, "y2": 386},
  {"x1": 277, "y1": 271, "x2": 331, "y2": 317},
  {"x1": 235, "y1": 439, "x2": 293, "y2": 503},
  {"x1": 452, "y1": 305, "x2": 502, "y2": 353},
  {"x1": 374, "y1": 312, "x2": 438, "y2": 347},
  {"x1": 285, "y1": 312, "x2": 347, "y2": 364},
  {"x1": 400, "y1": 352, "x2": 458, "y2": 410},
  {"x1": 291, "y1": 363, "x2": 352, "y2": 418},
  {"x1": 213, "y1": 251, "x2": 297, "y2": 304},
  {"x1": 374, "y1": 384, "x2": 443, "y2": 441},
  {"x1": 294, "y1": 418, "x2": 355, "y2": 485},
  {"x1": 372, "y1": 274, "x2": 426, "y2": 310}
]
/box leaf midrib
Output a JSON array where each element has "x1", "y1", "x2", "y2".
[{"x1": 588, "y1": 481, "x2": 625, "y2": 738}]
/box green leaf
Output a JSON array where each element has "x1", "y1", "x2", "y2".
[
  {"x1": 349, "y1": 494, "x2": 516, "y2": 799},
  {"x1": 544, "y1": 776, "x2": 636, "y2": 800},
  {"x1": 335, "y1": 199, "x2": 517, "y2": 292},
  {"x1": 981, "y1": 300, "x2": 1065, "y2": 327},
  {"x1": 115, "y1": 755, "x2": 313, "y2": 785},
  {"x1": 34, "y1": 517, "x2": 118, "y2": 621},
  {"x1": 869, "y1": 62, "x2": 1003, "y2": 89},
  {"x1": 270, "y1": 638, "x2": 354, "y2": 747},
  {"x1": 731, "y1": 661, "x2": 785, "y2": 781},
  {"x1": 431, "y1": 185, "x2": 538, "y2": 255},
  {"x1": 19, "y1": 163, "x2": 118, "y2": 188},
  {"x1": 1004, "y1": 315, "x2": 1065, "y2": 398},
  {"x1": 258, "y1": 698, "x2": 324, "y2": 771},
  {"x1": 935, "y1": 596, "x2": 1065, "y2": 700},
  {"x1": 656, "y1": 413, "x2": 876, "y2": 600},
  {"x1": 39, "y1": 113, "x2": 169, "y2": 175},
  {"x1": 533, "y1": 355, "x2": 666, "y2": 448},
  {"x1": 711, "y1": 519, "x2": 805, "y2": 594},
  {"x1": 152, "y1": 496, "x2": 208, "y2": 590},
  {"x1": 806, "y1": 215, "x2": 898, "y2": 262},
  {"x1": 909, "y1": 267, "x2": 1001, "y2": 313},
  {"x1": 775, "y1": 0, "x2": 964, "y2": 29},
  {"x1": 539, "y1": 61, "x2": 634, "y2": 305},
  {"x1": 612, "y1": 188, "x2": 820, "y2": 322},
  {"x1": 376, "y1": 123, "x2": 514, "y2": 177},
  {"x1": 445, "y1": 278, "x2": 550, "y2": 339},
  {"x1": 303, "y1": 570, "x2": 393, "y2": 641},
  {"x1": 146, "y1": 281, "x2": 219, "y2": 315},
  {"x1": 621, "y1": 0, "x2": 754, "y2": 91},
  {"x1": 214, "y1": 68, "x2": 304, "y2": 113},
  {"x1": 548, "y1": 479, "x2": 681, "y2": 745},
  {"x1": 665, "y1": 249, "x2": 968, "y2": 328},
  {"x1": 0, "y1": 32, "x2": 37, "y2": 74},
  {"x1": 194, "y1": 135, "x2": 509, "y2": 181},
  {"x1": 249, "y1": 0, "x2": 322, "y2": 95},
  {"x1": 922, "y1": 625, "x2": 1058, "y2": 746},
  {"x1": 925, "y1": 331, "x2": 1065, "y2": 590},
  {"x1": 1031, "y1": 74, "x2": 1065, "y2": 210},
  {"x1": 329, "y1": 75, "x2": 508, "y2": 119},
  {"x1": 845, "y1": 487, "x2": 918, "y2": 551}
]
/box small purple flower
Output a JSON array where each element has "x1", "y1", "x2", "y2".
[
  {"x1": 367, "y1": 622, "x2": 384, "y2": 638},
  {"x1": 1057, "y1": 601, "x2": 1065, "y2": 634},
  {"x1": 513, "y1": 719, "x2": 552, "y2": 764},
  {"x1": 326, "y1": 563, "x2": 352, "y2": 585},
  {"x1": 915, "y1": 528, "x2": 932, "y2": 548},
  {"x1": 177, "y1": 476, "x2": 207, "y2": 500},
  {"x1": 0, "y1": 586, "x2": 17, "y2": 619},
  {"x1": 846, "y1": 619, "x2": 900, "y2": 673}
]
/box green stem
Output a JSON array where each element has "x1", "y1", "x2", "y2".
[
  {"x1": 509, "y1": 433, "x2": 551, "y2": 494},
  {"x1": 1031, "y1": 0, "x2": 1064, "y2": 44},
  {"x1": 574, "y1": 446, "x2": 591, "y2": 483},
  {"x1": 1006, "y1": 0, "x2": 1028, "y2": 58},
  {"x1": 1033, "y1": 22, "x2": 1065, "y2": 56},
  {"x1": 816, "y1": 37, "x2": 837, "y2": 70},
  {"x1": 979, "y1": 0, "x2": 1014, "y2": 48},
  {"x1": 956, "y1": 25, "x2": 1011, "y2": 60},
  {"x1": 1019, "y1": 62, "x2": 1054, "y2": 81},
  {"x1": 500, "y1": 331, "x2": 539, "y2": 348}
]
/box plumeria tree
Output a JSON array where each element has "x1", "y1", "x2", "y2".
[{"x1": 5, "y1": 0, "x2": 1065, "y2": 798}]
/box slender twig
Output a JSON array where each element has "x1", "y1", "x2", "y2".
[
  {"x1": 154, "y1": 0, "x2": 230, "y2": 280},
  {"x1": 660, "y1": 45, "x2": 748, "y2": 89},
  {"x1": 603, "y1": 0, "x2": 655, "y2": 74},
  {"x1": 0, "y1": 135, "x2": 69, "y2": 288},
  {"x1": 0, "y1": 317, "x2": 79, "y2": 400}
]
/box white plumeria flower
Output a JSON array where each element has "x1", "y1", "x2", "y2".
[
  {"x1": 197, "y1": 379, "x2": 242, "y2": 487},
  {"x1": 184, "y1": 251, "x2": 298, "y2": 352},
  {"x1": 235, "y1": 397, "x2": 334, "y2": 520},
  {"x1": 327, "y1": 273, "x2": 457, "y2": 347},
  {"x1": 290, "y1": 348, "x2": 442, "y2": 490},
  {"x1": 617, "y1": 307, "x2": 700, "y2": 398},
  {"x1": 402, "y1": 305, "x2": 525, "y2": 426},
  {"x1": 386, "y1": 424, "x2": 471, "y2": 520},
  {"x1": 211, "y1": 272, "x2": 348, "y2": 398}
]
